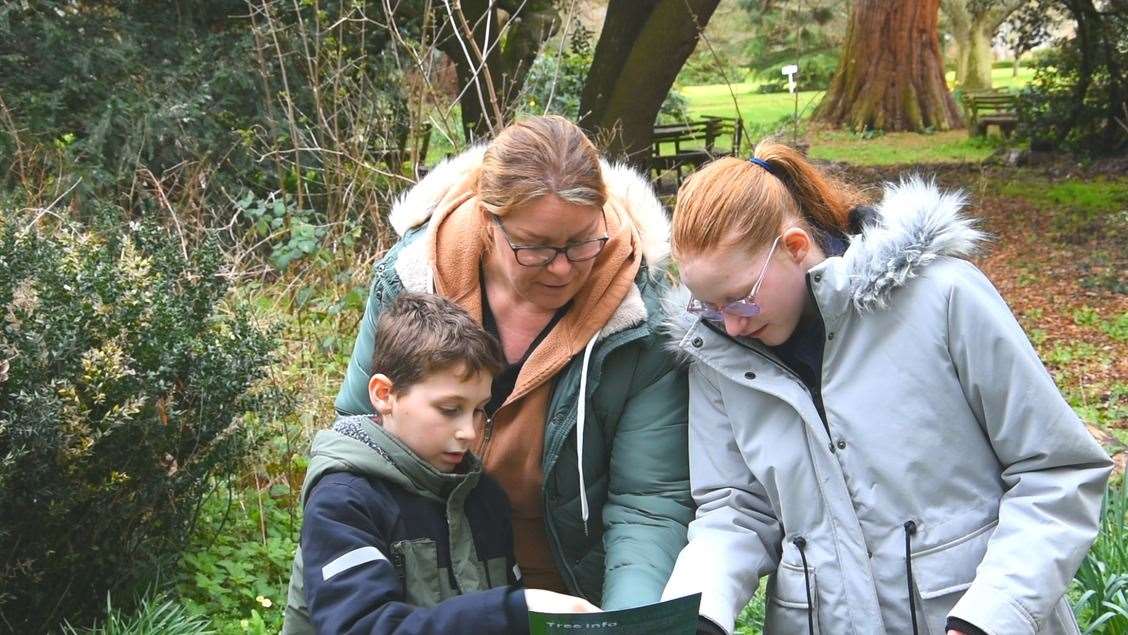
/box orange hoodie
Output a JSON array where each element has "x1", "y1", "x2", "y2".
[{"x1": 427, "y1": 188, "x2": 642, "y2": 592}]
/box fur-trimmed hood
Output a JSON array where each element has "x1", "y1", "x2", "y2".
[
  {"x1": 388, "y1": 145, "x2": 671, "y2": 343},
  {"x1": 842, "y1": 177, "x2": 985, "y2": 311},
  {"x1": 388, "y1": 144, "x2": 671, "y2": 266},
  {"x1": 663, "y1": 177, "x2": 987, "y2": 345}
]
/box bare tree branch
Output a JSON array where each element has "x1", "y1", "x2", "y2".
[{"x1": 444, "y1": 0, "x2": 503, "y2": 135}]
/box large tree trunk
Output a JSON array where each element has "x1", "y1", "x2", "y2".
[
  {"x1": 945, "y1": 0, "x2": 972, "y2": 85},
  {"x1": 941, "y1": 0, "x2": 1025, "y2": 92},
  {"x1": 815, "y1": 0, "x2": 962, "y2": 131},
  {"x1": 962, "y1": 20, "x2": 995, "y2": 91},
  {"x1": 578, "y1": 0, "x2": 720, "y2": 168}
]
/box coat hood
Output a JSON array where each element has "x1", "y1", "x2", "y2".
[
  {"x1": 387, "y1": 144, "x2": 671, "y2": 267},
  {"x1": 843, "y1": 176, "x2": 985, "y2": 311},
  {"x1": 662, "y1": 177, "x2": 987, "y2": 346},
  {"x1": 299, "y1": 415, "x2": 481, "y2": 506}
]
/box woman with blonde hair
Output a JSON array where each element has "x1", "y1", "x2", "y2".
[
  {"x1": 661, "y1": 143, "x2": 1111, "y2": 635},
  {"x1": 285, "y1": 115, "x2": 693, "y2": 628}
]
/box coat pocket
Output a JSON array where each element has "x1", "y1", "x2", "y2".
[
  {"x1": 392, "y1": 538, "x2": 449, "y2": 607},
  {"x1": 765, "y1": 561, "x2": 820, "y2": 635},
  {"x1": 909, "y1": 520, "x2": 998, "y2": 635}
]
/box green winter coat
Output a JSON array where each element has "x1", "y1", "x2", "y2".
[{"x1": 333, "y1": 146, "x2": 693, "y2": 609}]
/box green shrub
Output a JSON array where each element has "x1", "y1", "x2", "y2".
[
  {"x1": 0, "y1": 1, "x2": 264, "y2": 204},
  {"x1": 0, "y1": 1, "x2": 409, "y2": 265},
  {"x1": 1015, "y1": 11, "x2": 1128, "y2": 157},
  {"x1": 1072, "y1": 477, "x2": 1128, "y2": 634},
  {"x1": 62, "y1": 593, "x2": 215, "y2": 635},
  {"x1": 0, "y1": 209, "x2": 286, "y2": 631},
  {"x1": 753, "y1": 52, "x2": 838, "y2": 93},
  {"x1": 678, "y1": 55, "x2": 748, "y2": 86},
  {"x1": 521, "y1": 50, "x2": 591, "y2": 120},
  {"x1": 734, "y1": 586, "x2": 766, "y2": 634},
  {"x1": 176, "y1": 483, "x2": 300, "y2": 634}
]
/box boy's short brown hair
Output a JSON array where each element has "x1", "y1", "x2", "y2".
[{"x1": 372, "y1": 293, "x2": 505, "y2": 394}]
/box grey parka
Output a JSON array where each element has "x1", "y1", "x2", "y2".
[{"x1": 661, "y1": 179, "x2": 1112, "y2": 635}]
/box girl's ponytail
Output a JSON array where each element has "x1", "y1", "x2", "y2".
[
  {"x1": 751, "y1": 143, "x2": 859, "y2": 236},
  {"x1": 672, "y1": 142, "x2": 866, "y2": 258}
]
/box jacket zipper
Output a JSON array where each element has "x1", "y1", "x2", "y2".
[
  {"x1": 542, "y1": 405, "x2": 586, "y2": 597},
  {"x1": 803, "y1": 276, "x2": 832, "y2": 437},
  {"x1": 540, "y1": 320, "x2": 650, "y2": 601},
  {"x1": 700, "y1": 273, "x2": 832, "y2": 438},
  {"x1": 477, "y1": 414, "x2": 495, "y2": 463}
]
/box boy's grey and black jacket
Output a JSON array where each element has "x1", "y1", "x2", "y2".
[
  {"x1": 662, "y1": 179, "x2": 1113, "y2": 635},
  {"x1": 282, "y1": 415, "x2": 526, "y2": 635}
]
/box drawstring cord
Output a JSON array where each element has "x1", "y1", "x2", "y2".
[
  {"x1": 576, "y1": 333, "x2": 599, "y2": 536},
  {"x1": 792, "y1": 537, "x2": 815, "y2": 635},
  {"x1": 904, "y1": 520, "x2": 919, "y2": 635},
  {"x1": 790, "y1": 522, "x2": 920, "y2": 635}
]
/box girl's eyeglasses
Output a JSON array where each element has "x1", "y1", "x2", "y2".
[{"x1": 686, "y1": 234, "x2": 783, "y2": 322}]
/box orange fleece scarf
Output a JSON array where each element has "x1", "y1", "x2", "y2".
[{"x1": 427, "y1": 191, "x2": 642, "y2": 592}]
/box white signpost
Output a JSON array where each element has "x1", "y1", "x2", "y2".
[
  {"x1": 781, "y1": 64, "x2": 799, "y2": 94},
  {"x1": 782, "y1": 64, "x2": 800, "y2": 145}
]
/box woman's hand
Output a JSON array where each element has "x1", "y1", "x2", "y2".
[{"x1": 524, "y1": 589, "x2": 601, "y2": 614}]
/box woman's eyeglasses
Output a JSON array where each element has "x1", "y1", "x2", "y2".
[
  {"x1": 491, "y1": 214, "x2": 609, "y2": 267},
  {"x1": 686, "y1": 234, "x2": 783, "y2": 322}
]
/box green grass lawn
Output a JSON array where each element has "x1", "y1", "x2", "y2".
[
  {"x1": 678, "y1": 66, "x2": 1035, "y2": 165},
  {"x1": 678, "y1": 83, "x2": 826, "y2": 126},
  {"x1": 680, "y1": 66, "x2": 1035, "y2": 127},
  {"x1": 946, "y1": 65, "x2": 1037, "y2": 92},
  {"x1": 808, "y1": 130, "x2": 1000, "y2": 165}
]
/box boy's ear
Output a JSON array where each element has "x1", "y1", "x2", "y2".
[{"x1": 368, "y1": 374, "x2": 395, "y2": 415}]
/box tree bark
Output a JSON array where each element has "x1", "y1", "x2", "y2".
[
  {"x1": 815, "y1": 0, "x2": 963, "y2": 132},
  {"x1": 578, "y1": 0, "x2": 720, "y2": 167},
  {"x1": 962, "y1": 20, "x2": 995, "y2": 91},
  {"x1": 944, "y1": 0, "x2": 972, "y2": 85}
]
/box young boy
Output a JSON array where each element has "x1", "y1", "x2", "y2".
[{"x1": 282, "y1": 293, "x2": 595, "y2": 635}]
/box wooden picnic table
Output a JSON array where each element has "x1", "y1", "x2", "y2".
[{"x1": 649, "y1": 116, "x2": 743, "y2": 193}]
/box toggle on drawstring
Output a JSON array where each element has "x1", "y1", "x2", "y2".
[
  {"x1": 904, "y1": 520, "x2": 920, "y2": 635},
  {"x1": 576, "y1": 333, "x2": 599, "y2": 537},
  {"x1": 792, "y1": 536, "x2": 815, "y2": 635}
]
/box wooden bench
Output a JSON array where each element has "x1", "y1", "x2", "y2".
[
  {"x1": 962, "y1": 91, "x2": 1018, "y2": 138},
  {"x1": 650, "y1": 116, "x2": 743, "y2": 193}
]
